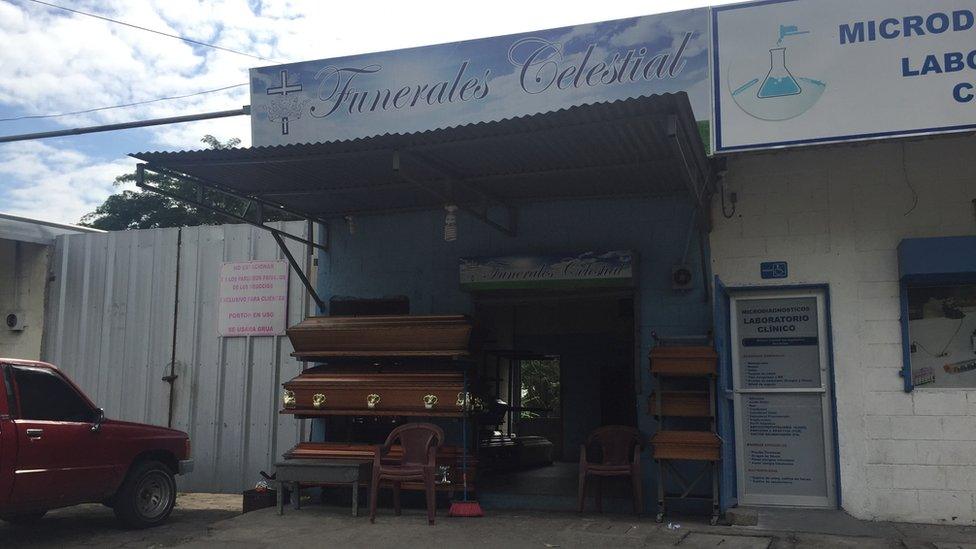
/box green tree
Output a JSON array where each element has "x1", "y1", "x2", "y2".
[
  {"x1": 520, "y1": 359, "x2": 560, "y2": 419},
  {"x1": 81, "y1": 135, "x2": 291, "y2": 230}
]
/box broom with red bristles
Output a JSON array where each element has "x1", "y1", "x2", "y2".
[{"x1": 449, "y1": 365, "x2": 484, "y2": 517}]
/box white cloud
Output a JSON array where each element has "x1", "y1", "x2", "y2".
[{"x1": 0, "y1": 140, "x2": 135, "y2": 223}]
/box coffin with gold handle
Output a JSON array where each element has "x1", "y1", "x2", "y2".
[{"x1": 280, "y1": 366, "x2": 466, "y2": 417}]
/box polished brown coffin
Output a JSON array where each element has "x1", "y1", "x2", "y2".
[
  {"x1": 287, "y1": 315, "x2": 472, "y2": 358},
  {"x1": 281, "y1": 368, "x2": 467, "y2": 417},
  {"x1": 285, "y1": 442, "x2": 478, "y2": 490},
  {"x1": 649, "y1": 346, "x2": 717, "y2": 376}
]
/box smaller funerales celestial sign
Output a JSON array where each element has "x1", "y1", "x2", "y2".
[
  {"x1": 218, "y1": 260, "x2": 289, "y2": 337},
  {"x1": 459, "y1": 251, "x2": 634, "y2": 291}
]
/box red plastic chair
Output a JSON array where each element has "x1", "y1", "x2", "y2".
[
  {"x1": 578, "y1": 425, "x2": 643, "y2": 515},
  {"x1": 369, "y1": 422, "x2": 444, "y2": 525}
]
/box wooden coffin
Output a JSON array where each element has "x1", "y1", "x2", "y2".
[
  {"x1": 651, "y1": 430, "x2": 721, "y2": 461},
  {"x1": 281, "y1": 368, "x2": 467, "y2": 417},
  {"x1": 287, "y1": 315, "x2": 472, "y2": 358},
  {"x1": 649, "y1": 346, "x2": 717, "y2": 377},
  {"x1": 285, "y1": 442, "x2": 478, "y2": 489}
]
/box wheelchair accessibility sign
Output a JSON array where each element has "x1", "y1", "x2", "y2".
[{"x1": 761, "y1": 261, "x2": 789, "y2": 280}]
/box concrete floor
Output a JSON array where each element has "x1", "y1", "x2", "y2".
[
  {"x1": 191, "y1": 504, "x2": 976, "y2": 549},
  {"x1": 3, "y1": 493, "x2": 976, "y2": 548}
]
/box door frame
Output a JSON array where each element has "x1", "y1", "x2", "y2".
[{"x1": 724, "y1": 284, "x2": 841, "y2": 509}]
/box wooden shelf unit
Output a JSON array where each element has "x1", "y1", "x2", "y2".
[{"x1": 648, "y1": 345, "x2": 720, "y2": 525}]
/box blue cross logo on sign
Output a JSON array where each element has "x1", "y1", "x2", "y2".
[{"x1": 760, "y1": 261, "x2": 789, "y2": 279}]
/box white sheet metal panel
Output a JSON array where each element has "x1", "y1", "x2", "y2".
[
  {"x1": 45, "y1": 228, "x2": 178, "y2": 428},
  {"x1": 44, "y1": 221, "x2": 310, "y2": 493},
  {"x1": 170, "y1": 221, "x2": 309, "y2": 492}
]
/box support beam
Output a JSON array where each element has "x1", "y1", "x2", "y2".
[
  {"x1": 398, "y1": 151, "x2": 518, "y2": 237},
  {"x1": 150, "y1": 165, "x2": 333, "y2": 229},
  {"x1": 272, "y1": 231, "x2": 325, "y2": 313},
  {"x1": 136, "y1": 164, "x2": 328, "y2": 252},
  {"x1": 137, "y1": 163, "x2": 328, "y2": 312},
  {"x1": 0, "y1": 107, "x2": 250, "y2": 143},
  {"x1": 397, "y1": 170, "x2": 517, "y2": 237}
]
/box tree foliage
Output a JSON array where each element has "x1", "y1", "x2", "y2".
[
  {"x1": 80, "y1": 135, "x2": 292, "y2": 230},
  {"x1": 519, "y1": 359, "x2": 561, "y2": 419}
]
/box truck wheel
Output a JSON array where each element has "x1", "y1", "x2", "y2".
[
  {"x1": 113, "y1": 460, "x2": 176, "y2": 529},
  {"x1": 0, "y1": 511, "x2": 47, "y2": 524}
]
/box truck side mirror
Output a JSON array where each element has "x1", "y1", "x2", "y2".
[{"x1": 91, "y1": 408, "x2": 105, "y2": 432}]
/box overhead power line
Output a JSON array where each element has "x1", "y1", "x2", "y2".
[
  {"x1": 26, "y1": 0, "x2": 282, "y2": 63},
  {"x1": 0, "y1": 106, "x2": 251, "y2": 144},
  {"x1": 0, "y1": 83, "x2": 248, "y2": 123}
]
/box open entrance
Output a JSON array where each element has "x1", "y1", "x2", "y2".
[{"x1": 473, "y1": 291, "x2": 637, "y2": 508}]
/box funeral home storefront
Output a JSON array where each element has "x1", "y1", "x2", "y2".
[{"x1": 132, "y1": 0, "x2": 976, "y2": 525}]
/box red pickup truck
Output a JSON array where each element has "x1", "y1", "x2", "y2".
[{"x1": 0, "y1": 358, "x2": 193, "y2": 528}]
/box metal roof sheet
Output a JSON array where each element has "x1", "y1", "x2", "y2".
[
  {"x1": 131, "y1": 93, "x2": 711, "y2": 218},
  {"x1": 0, "y1": 212, "x2": 104, "y2": 245}
]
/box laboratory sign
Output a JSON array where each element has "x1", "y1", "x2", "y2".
[
  {"x1": 250, "y1": 9, "x2": 709, "y2": 146},
  {"x1": 712, "y1": 0, "x2": 976, "y2": 152},
  {"x1": 734, "y1": 296, "x2": 830, "y2": 503}
]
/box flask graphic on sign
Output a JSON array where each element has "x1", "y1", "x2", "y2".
[
  {"x1": 758, "y1": 48, "x2": 801, "y2": 99},
  {"x1": 728, "y1": 24, "x2": 826, "y2": 121}
]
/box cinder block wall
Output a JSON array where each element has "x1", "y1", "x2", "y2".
[{"x1": 710, "y1": 134, "x2": 976, "y2": 524}]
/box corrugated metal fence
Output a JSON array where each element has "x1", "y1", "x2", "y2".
[{"x1": 43, "y1": 222, "x2": 312, "y2": 493}]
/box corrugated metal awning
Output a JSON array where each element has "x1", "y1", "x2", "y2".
[{"x1": 130, "y1": 93, "x2": 712, "y2": 221}]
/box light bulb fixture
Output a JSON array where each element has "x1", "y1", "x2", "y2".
[
  {"x1": 344, "y1": 215, "x2": 356, "y2": 235},
  {"x1": 443, "y1": 204, "x2": 458, "y2": 242}
]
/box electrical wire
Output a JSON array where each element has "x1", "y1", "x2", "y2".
[
  {"x1": 25, "y1": 0, "x2": 281, "y2": 63},
  {"x1": 914, "y1": 318, "x2": 965, "y2": 358},
  {"x1": 902, "y1": 142, "x2": 919, "y2": 216},
  {"x1": 0, "y1": 83, "x2": 248, "y2": 123},
  {"x1": 720, "y1": 178, "x2": 736, "y2": 219}
]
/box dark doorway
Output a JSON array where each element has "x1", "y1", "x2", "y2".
[{"x1": 473, "y1": 291, "x2": 637, "y2": 505}]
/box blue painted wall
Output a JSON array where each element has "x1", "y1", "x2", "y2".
[{"x1": 315, "y1": 195, "x2": 712, "y2": 507}]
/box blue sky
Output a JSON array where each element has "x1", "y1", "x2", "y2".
[{"x1": 0, "y1": 0, "x2": 731, "y2": 224}]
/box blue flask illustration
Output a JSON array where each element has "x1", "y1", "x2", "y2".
[{"x1": 757, "y1": 47, "x2": 801, "y2": 99}]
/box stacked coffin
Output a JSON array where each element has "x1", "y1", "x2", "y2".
[
  {"x1": 286, "y1": 315, "x2": 471, "y2": 357},
  {"x1": 281, "y1": 314, "x2": 477, "y2": 491},
  {"x1": 281, "y1": 367, "x2": 468, "y2": 417}
]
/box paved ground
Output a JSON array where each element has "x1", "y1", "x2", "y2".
[
  {"x1": 0, "y1": 493, "x2": 239, "y2": 548},
  {"x1": 3, "y1": 493, "x2": 976, "y2": 548}
]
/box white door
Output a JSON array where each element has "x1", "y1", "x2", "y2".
[{"x1": 730, "y1": 289, "x2": 837, "y2": 508}]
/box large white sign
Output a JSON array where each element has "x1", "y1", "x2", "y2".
[
  {"x1": 712, "y1": 0, "x2": 976, "y2": 152},
  {"x1": 218, "y1": 260, "x2": 289, "y2": 337},
  {"x1": 250, "y1": 9, "x2": 710, "y2": 146}
]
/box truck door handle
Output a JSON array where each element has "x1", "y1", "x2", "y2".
[{"x1": 26, "y1": 428, "x2": 43, "y2": 439}]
